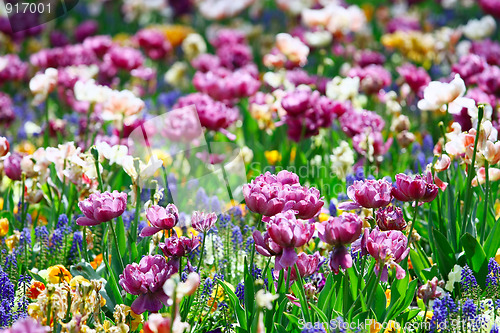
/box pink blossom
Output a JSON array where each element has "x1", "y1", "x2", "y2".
[
  {"x1": 141, "y1": 204, "x2": 179, "y2": 237},
  {"x1": 366, "y1": 228, "x2": 409, "y2": 282},
  {"x1": 339, "y1": 179, "x2": 393, "y2": 210},
  {"x1": 392, "y1": 172, "x2": 439, "y2": 203},
  {"x1": 266, "y1": 210, "x2": 315, "y2": 268},
  {"x1": 76, "y1": 191, "x2": 128, "y2": 226},
  {"x1": 316, "y1": 213, "x2": 363, "y2": 273}
]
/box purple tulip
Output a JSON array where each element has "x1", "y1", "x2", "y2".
[
  {"x1": 159, "y1": 234, "x2": 200, "y2": 272},
  {"x1": 392, "y1": 172, "x2": 439, "y2": 203},
  {"x1": 76, "y1": 191, "x2": 127, "y2": 226},
  {"x1": 4, "y1": 152, "x2": 23, "y2": 181},
  {"x1": 175, "y1": 92, "x2": 239, "y2": 131},
  {"x1": 136, "y1": 28, "x2": 172, "y2": 60},
  {"x1": 253, "y1": 230, "x2": 283, "y2": 258},
  {"x1": 316, "y1": 213, "x2": 363, "y2": 273},
  {"x1": 316, "y1": 213, "x2": 363, "y2": 246},
  {"x1": 282, "y1": 251, "x2": 321, "y2": 281},
  {"x1": 266, "y1": 210, "x2": 315, "y2": 268},
  {"x1": 338, "y1": 179, "x2": 392, "y2": 210},
  {"x1": 243, "y1": 172, "x2": 288, "y2": 216},
  {"x1": 141, "y1": 204, "x2": 179, "y2": 237},
  {"x1": 192, "y1": 66, "x2": 260, "y2": 102},
  {"x1": 162, "y1": 107, "x2": 203, "y2": 143},
  {"x1": 106, "y1": 46, "x2": 144, "y2": 71},
  {"x1": 397, "y1": 63, "x2": 430, "y2": 95},
  {"x1": 376, "y1": 206, "x2": 407, "y2": 231},
  {"x1": 74, "y1": 20, "x2": 98, "y2": 43},
  {"x1": 119, "y1": 255, "x2": 174, "y2": 314},
  {"x1": 191, "y1": 211, "x2": 217, "y2": 233},
  {"x1": 451, "y1": 55, "x2": 486, "y2": 86},
  {"x1": 1, "y1": 318, "x2": 49, "y2": 333},
  {"x1": 366, "y1": 228, "x2": 409, "y2": 282},
  {"x1": 281, "y1": 88, "x2": 336, "y2": 142},
  {"x1": 339, "y1": 109, "x2": 385, "y2": 138},
  {"x1": 284, "y1": 184, "x2": 324, "y2": 219}
]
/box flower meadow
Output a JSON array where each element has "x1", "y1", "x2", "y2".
[{"x1": 4, "y1": 0, "x2": 500, "y2": 332}]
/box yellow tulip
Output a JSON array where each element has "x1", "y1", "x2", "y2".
[
  {"x1": 0, "y1": 218, "x2": 9, "y2": 237},
  {"x1": 47, "y1": 265, "x2": 72, "y2": 284}
]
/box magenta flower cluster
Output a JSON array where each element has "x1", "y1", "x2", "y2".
[{"x1": 280, "y1": 87, "x2": 337, "y2": 142}]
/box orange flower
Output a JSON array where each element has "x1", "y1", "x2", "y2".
[
  {"x1": 27, "y1": 281, "x2": 45, "y2": 300},
  {"x1": 152, "y1": 25, "x2": 194, "y2": 47},
  {"x1": 47, "y1": 265, "x2": 72, "y2": 284},
  {"x1": 90, "y1": 254, "x2": 104, "y2": 270}
]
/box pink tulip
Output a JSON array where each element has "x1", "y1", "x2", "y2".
[
  {"x1": 76, "y1": 191, "x2": 127, "y2": 226},
  {"x1": 266, "y1": 210, "x2": 315, "y2": 268},
  {"x1": 280, "y1": 252, "x2": 321, "y2": 281},
  {"x1": 253, "y1": 230, "x2": 283, "y2": 258},
  {"x1": 366, "y1": 228, "x2": 409, "y2": 282},
  {"x1": 338, "y1": 179, "x2": 392, "y2": 210},
  {"x1": 141, "y1": 204, "x2": 179, "y2": 237},
  {"x1": 392, "y1": 172, "x2": 439, "y2": 203},
  {"x1": 316, "y1": 213, "x2": 362, "y2": 273},
  {"x1": 284, "y1": 184, "x2": 324, "y2": 219},
  {"x1": 191, "y1": 211, "x2": 217, "y2": 233},
  {"x1": 243, "y1": 172, "x2": 289, "y2": 216},
  {"x1": 159, "y1": 234, "x2": 200, "y2": 272}
]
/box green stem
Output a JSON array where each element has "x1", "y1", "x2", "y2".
[
  {"x1": 196, "y1": 232, "x2": 207, "y2": 273},
  {"x1": 420, "y1": 302, "x2": 429, "y2": 333},
  {"x1": 132, "y1": 185, "x2": 141, "y2": 243},
  {"x1": 462, "y1": 105, "x2": 484, "y2": 231},
  {"x1": 408, "y1": 201, "x2": 419, "y2": 244},
  {"x1": 109, "y1": 220, "x2": 125, "y2": 272},
  {"x1": 481, "y1": 162, "x2": 490, "y2": 243}
]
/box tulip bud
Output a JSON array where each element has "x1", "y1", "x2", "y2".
[{"x1": 4, "y1": 153, "x2": 23, "y2": 181}]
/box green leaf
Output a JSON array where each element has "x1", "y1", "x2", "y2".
[
  {"x1": 217, "y1": 279, "x2": 247, "y2": 330},
  {"x1": 461, "y1": 232, "x2": 489, "y2": 288},
  {"x1": 484, "y1": 219, "x2": 500, "y2": 259},
  {"x1": 409, "y1": 249, "x2": 427, "y2": 282},
  {"x1": 371, "y1": 284, "x2": 387, "y2": 321},
  {"x1": 432, "y1": 228, "x2": 457, "y2": 279}
]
